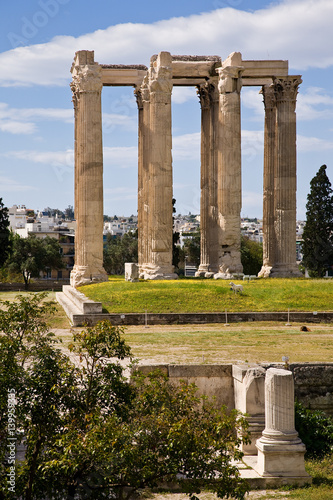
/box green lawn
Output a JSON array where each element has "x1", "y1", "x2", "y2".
[{"x1": 79, "y1": 277, "x2": 333, "y2": 314}]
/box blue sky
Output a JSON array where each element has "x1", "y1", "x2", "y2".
[{"x1": 0, "y1": 0, "x2": 332, "y2": 219}]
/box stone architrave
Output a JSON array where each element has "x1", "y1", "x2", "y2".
[
  {"x1": 269, "y1": 76, "x2": 302, "y2": 277},
  {"x1": 214, "y1": 52, "x2": 244, "y2": 279},
  {"x1": 195, "y1": 82, "x2": 219, "y2": 277},
  {"x1": 259, "y1": 84, "x2": 277, "y2": 278},
  {"x1": 256, "y1": 368, "x2": 310, "y2": 481},
  {"x1": 140, "y1": 52, "x2": 177, "y2": 280},
  {"x1": 70, "y1": 51, "x2": 108, "y2": 287}
]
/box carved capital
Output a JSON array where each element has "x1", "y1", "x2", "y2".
[
  {"x1": 273, "y1": 76, "x2": 302, "y2": 104},
  {"x1": 148, "y1": 51, "x2": 173, "y2": 95},
  {"x1": 197, "y1": 82, "x2": 219, "y2": 109},
  {"x1": 261, "y1": 84, "x2": 276, "y2": 111},
  {"x1": 217, "y1": 66, "x2": 243, "y2": 94},
  {"x1": 71, "y1": 61, "x2": 103, "y2": 95}
]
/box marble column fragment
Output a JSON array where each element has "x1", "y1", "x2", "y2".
[
  {"x1": 196, "y1": 82, "x2": 219, "y2": 277},
  {"x1": 142, "y1": 52, "x2": 177, "y2": 280},
  {"x1": 259, "y1": 85, "x2": 277, "y2": 278},
  {"x1": 215, "y1": 53, "x2": 243, "y2": 278},
  {"x1": 270, "y1": 76, "x2": 302, "y2": 277},
  {"x1": 70, "y1": 50, "x2": 108, "y2": 287},
  {"x1": 256, "y1": 368, "x2": 309, "y2": 479}
]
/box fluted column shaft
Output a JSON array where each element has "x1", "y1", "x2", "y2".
[
  {"x1": 143, "y1": 52, "x2": 177, "y2": 279},
  {"x1": 70, "y1": 50, "x2": 108, "y2": 287},
  {"x1": 262, "y1": 85, "x2": 277, "y2": 270},
  {"x1": 136, "y1": 78, "x2": 150, "y2": 272},
  {"x1": 196, "y1": 82, "x2": 219, "y2": 276},
  {"x1": 216, "y1": 62, "x2": 243, "y2": 276},
  {"x1": 270, "y1": 76, "x2": 302, "y2": 277}
]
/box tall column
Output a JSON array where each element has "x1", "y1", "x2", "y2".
[
  {"x1": 141, "y1": 52, "x2": 177, "y2": 280},
  {"x1": 196, "y1": 82, "x2": 219, "y2": 277},
  {"x1": 135, "y1": 76, "x2": 150, "y2": 275},
  {"x1": 270, "y1": 76, "x2": 302, "y2": 277},
  {"x1": 70, "y1": 51, "x2": 108, "y2": 287},
  {"x1": 256, "y1": 368, "x2": 309, "y2": 480},
  {"x1": 259, "y1": 85, "x2": 277, "y2": 278},
  {"x1": 215, "y1": 53, "x2": 243, "y2": 278}
]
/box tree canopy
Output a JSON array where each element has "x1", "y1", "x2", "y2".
[
  {"x1": 5, "y1": 234, "x2": 64, "y2": 287},
  {"x1": 103, "y1": 231, "x2": 138, "y2": 275},
  {"x1": 301, "y1": 165, "x2": 333, "y2": 277},
  {"x1": 0, "y1": 294, "x2": 249, "y2": 500}
]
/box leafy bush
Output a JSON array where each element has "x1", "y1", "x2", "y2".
[{"x1": 295, "y1": 400, "x2": 333, "y2": 457}]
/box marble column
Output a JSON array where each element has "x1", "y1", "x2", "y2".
[
  {"x1": 258, "y1": 84, "x2": 277, "y2": 278},
  {"x1": 256, "y1": 368, "x2": 309, "y2": 479},
  {"x1": 135, "y1": 76, "x2": 150, "y2": 276},
  {"x1": 70, "y1": 50, "x2": 108, "y2": 287},
  {"x1": 215, "y1": 53, "x2": 243, "y2": 278},
  {"x1": 270, "y1": 76, "x2": 302, "y2": 277},
  {"x1": 196, "y1": 82, "x2": 219, "y2": 277},
  {"x1": 141, "y1": 52, "x2": 177, "y2": 280}
]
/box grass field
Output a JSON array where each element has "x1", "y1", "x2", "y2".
[{"x1": 79, "y1": 277, "x2": 333, "y2": 314}]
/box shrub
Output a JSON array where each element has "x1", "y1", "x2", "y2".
[{"x1": 295, "y1": 400, "x2": 333, "y2": 457}]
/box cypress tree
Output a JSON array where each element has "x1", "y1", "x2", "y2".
[
  {"x1": 0, "y1": 198, "x2": 10, "y2": 267},
  {"x1": 302, "y1": 165, "x2": 333, "y2": 277}
]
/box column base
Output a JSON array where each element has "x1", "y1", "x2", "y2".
[
  {"x1": 268, "y1": 263, "x2": 302, "y2": 278},
  {"x1": 139, "y1": 264, "x2": 178, "y2": 280},
  {"x1": 195, "y1": 264, "x2": 218, "y2": 278},
  {"x1": 258, "y1": 265, "x2": 272, "y2": 278},
  {"x1": 70, "y1": 265, "x2": 108, "y2": 288},
  {"x1": 255, "y1": 434, "x2": 309, "y2": 478}
]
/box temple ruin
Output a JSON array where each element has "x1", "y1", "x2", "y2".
[{"x1": 69, "y1": 50, "x2": 302, "y2": 287}]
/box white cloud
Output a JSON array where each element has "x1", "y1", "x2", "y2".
[
  {"x1": 0, "y1": 174, "x2": 37, "y2": 193},
  {"x1": 172, "y1": 87, "x2": 198, "y2": 104},
  {"x1": 297, "y1": 134, "x2": 333, "y2": 152},
  {"x1": 0, "y1": 0, "x2": 332, "y2": 87},
  {"x1": 4, "y1": 149, "x2": 74, "y2": 167},
  {"x1": 103, "y1": 146, "x2": 137, "y2": 167},
  {"x1": 0, "y1": 102, "x2": 73, "y2": 135},
  {"x1": 173, "y1": 132, "x2": 200, "y2": 160},
  {"x1": 297, "y1": 87, "x2": 333, "y2": 121}
]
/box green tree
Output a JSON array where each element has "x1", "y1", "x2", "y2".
[
  {"x1": 0, "y1": 198, "x2": 11, "y2": 268},
  {"x1": 0, "y1": 295, "x2": 249, "y2": 500},
  {"x1": 301, "y1": 165, "x2": 333, "y2": 277},
  {"x1": 240, "y1": 236, "x2": 263, "y2": 275},
  {"x1": 103, "y1": 231, "x2": 138, "y2": 275},
  {"x1": 5, "y1": 234, "x2": 64, "y2": 287},
  {"x1": 180, "y1": 228, "x2": 201, "y2": 268}
]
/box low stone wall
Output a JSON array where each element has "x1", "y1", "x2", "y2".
[
  {"x1": 0, "y1": 280, "x2": 69, "y2": 292},
  {"x1": 138, "y1": 362, "x2": 333, "y2": 417}
]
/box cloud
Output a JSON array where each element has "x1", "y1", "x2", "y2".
[
  {"x1": 4, "y1": 149, "x2": 74, "y2": 167},
  {"x1": 0, "y1": 102, "x2": 73, "y2": 135},
  {"x1": 0, "y1": 0, "x2": 332, "y2": 87},
  {"x1": 0, "y1": 174, "x2": 37, "y2": 193},
  {"x1": 297, "y1": 134, "x2": 333, "y2": 152}
]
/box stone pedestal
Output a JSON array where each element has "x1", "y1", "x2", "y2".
[
  {"x1": 255, "y1": 368, "x2": 310, "y2": 480},
  {"x1": 233, "y1": 365, "x2": 266, "y2": 455},
  {"x1": 70, "y1": 51, "x2": 108, "y2": 288},
  {"x1": 215, "y1": 53, "x2": 243, "y2": 279}
]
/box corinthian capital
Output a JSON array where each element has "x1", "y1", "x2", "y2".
[
  {"x1": 273, "y1": 76, "x2": 302, "y2": 104},
  {"x1": 217, "y1": 66, "x2": 243, "y2": 94},
  {"x1": 71, "y1": 51, "x2": 102, "y2": 94},
  {"x1": 148, "y1": 51, "x2": 173, "y2": 95},
  {"x1": 260, "y1": 84, "x2": 276, "y2": 111},
  {"x1": 197, "y1": 82, "x2": 218, "y2": 109}
]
